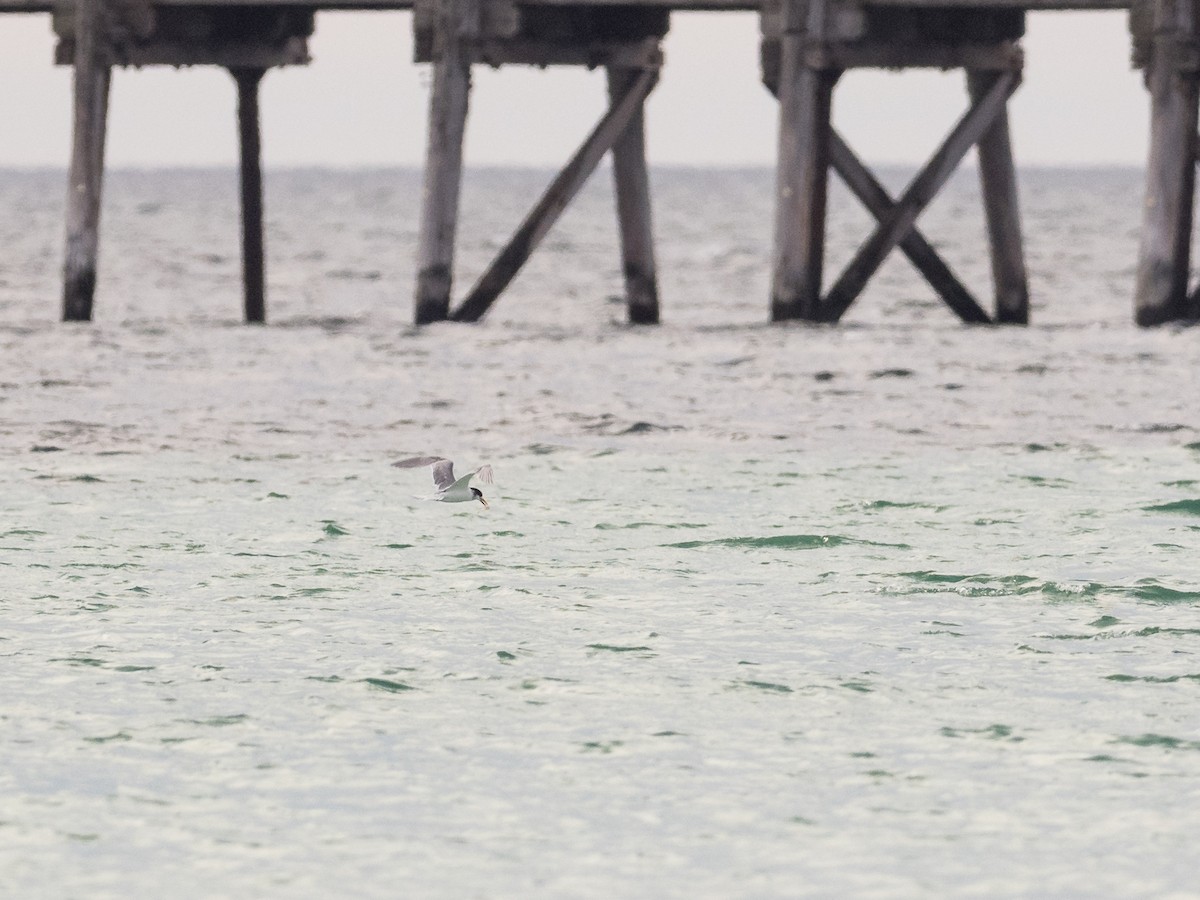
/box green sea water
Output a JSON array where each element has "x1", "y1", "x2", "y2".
[{"x1": 1, "y1": 167, "x2": 1199, "y2": 897}]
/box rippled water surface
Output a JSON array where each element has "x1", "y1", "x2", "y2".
[{"x1": 2, "y1": 168, "x2": 1199, "y2": 897}]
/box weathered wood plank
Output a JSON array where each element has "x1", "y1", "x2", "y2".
[
  {"x1": 524, "y1": 0, "x2": 1120, "y2": 7},
  {"x1": 855, "y1": 0, "x2": 1126, "y2": 7},
  {"x1": 607, "y1": 65, "x2": 659, "y2": 325},
  {"x1": 62, "y1": 0, "x2": 109, "y2": 322},
  {"x1": 829, "y1": 130, "x2": 992, "y2": 323},
  {"x1": 820, "y1": 69, "x2": 1016, "y2": 322},
  {"x1": 471, "y1": 38, "x2": 669, "y2": 68},
  {"x1": 770, "y1": 0, "x2": 837, "y2": 321},
  {"x1": 968, "y1": 67, "x2": 1028, "y2": 323},
  {"x1": 1, "y1": 0, "x2": 413, "y2": 9},
  {"x1": 1134, "y1": 0, "x2": 1199, "y2": 325},
  {"x1": 517, "y1": 0, "x2": 755, "y2": 7},
  {"x1": 232, "y1": 67, "x2": 267, "y2": 324},
  {"x1": 0, "y1": 0, "x2": 1134, "y2": 12},
  {"x1": 0, "y1": 0, "x2": 1133, "y2": 12},
  {"x1": 802, "y1": 42, "x2": 1023, "y2": 71},
  {"x1": 450, "y1": 62, "x2": 659, "y2": 322},
  {"x1": 414, "y1": 0, "x2": 478, "y2": 324}
]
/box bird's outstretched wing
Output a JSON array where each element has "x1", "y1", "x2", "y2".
[
  {"x1": 393, "y1": 456, "x2": 491, "y2": 493},
  {"x1": 430, "y1": 459, "x2": 457, "y2": 491},
  {"x1": 449, "y1": 464, "x2": 494, "y2": 493},
  {"x1": 392, "y1": 455, "x2": 456, "y2": 491}
]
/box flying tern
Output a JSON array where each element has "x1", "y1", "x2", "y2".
[{"x1": 392, "y1": 456, "x2": 493, "y2": 508}]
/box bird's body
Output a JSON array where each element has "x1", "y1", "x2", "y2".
[{"x1": 392, "y1": 455, "x2": 493, "y2": 508}]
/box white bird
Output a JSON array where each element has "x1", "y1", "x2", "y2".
[{"x1": 392, "y1": 456, "x2": 494, "y2": 508}]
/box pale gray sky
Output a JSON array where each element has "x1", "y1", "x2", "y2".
[{"x1": 0, "y1": 10, "x2": 1145, "y2": 168}]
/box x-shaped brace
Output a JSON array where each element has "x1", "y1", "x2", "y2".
[{"x1": 819, "y1": 69, "x2": 1020, "y2": 323}]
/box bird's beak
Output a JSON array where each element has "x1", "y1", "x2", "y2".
[{"x1": 478, "y1": 496, "x2": 490, "y2": 509}]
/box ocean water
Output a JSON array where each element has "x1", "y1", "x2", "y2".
[{"x1": 2, "y1": 166, "x2": 1200, "y2": 898}]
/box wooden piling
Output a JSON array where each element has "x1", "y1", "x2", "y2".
[
  {"x1": 968, "y1": 68, "x2": 1029, "y2": 324},
  {"x1": 770, "y1": 0, "x2": 838, "y2": 322},
  {"x1": 1134, "y1": 0, "x2": 1200, "y2": 326},
  {"x1": 607, "y1": 65, "x2": 660, "y2": 325},
  {"x1": 62, "y1": 0, "x2": 110, "y2": 322},
  {"x1": 451, "y1": 64, "x2": 659, "y2": 323},
  {"x1": 232, "y1": 67, "x2": 267, "y2": 324},
  {"x1": 414, "y1": 0, "x2": 479, "y2": 325}
]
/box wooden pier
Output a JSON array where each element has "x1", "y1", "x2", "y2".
[{"x1": 1, "y1": 0, "x2": 1197, "y2": 326}]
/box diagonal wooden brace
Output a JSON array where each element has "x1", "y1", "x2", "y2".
[
  {"x1": 450, "y1": 63, "x2": 659, "y2": 323},
  {"x1": 820, "y1": 69, "x2": 1018, "y2": 323},
  {"x1": 828, "y1": 130, "x2": 991, "y2": 324}
]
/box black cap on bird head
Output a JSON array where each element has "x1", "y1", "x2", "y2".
[{"x1": 472, "y1": 487, "x2": 489, "y2": 509}]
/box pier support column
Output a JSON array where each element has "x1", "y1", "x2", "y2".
[
  {"x1": 415, "y1": 0, "x2": 479, "y2": 324},
  {"x1": 232, "y1": 67, "x2": 267, "y2": 324},
  {"x1": 1135, "y1": 0, "x2": 1200, "y2": 325},
  {"x1": 63, "y1": 0, "x2": 111, "y2": 322},
  {"x1": 968, "y1": 68, "x2": 1029, "y2": 324},
  {"x1": 608, "y1": 65, "x2": 659, "y2": 325},
  {"x1": 771, "y1": 0, "x2": 837, "y2": 321}
]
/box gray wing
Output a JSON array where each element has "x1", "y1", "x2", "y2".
[
  {"x1": 391, "y1": 455, "x2": 456, "y2": 491},
  {"x1": 429, "y1": 459, "x2": 457, "y2": 491},
  {"x1": 450, "y1": 464, "x2": 493, "y2": 493}
]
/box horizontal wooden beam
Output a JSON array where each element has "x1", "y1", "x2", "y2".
[
  {"x1": 472, "y1": 36, "x2": 664, "y2": 67},
  {"x1": 862, "y1": 0, "x2": 1127, "y2": 8},
  {"x1": 0, "y1": 0, "x2": 1134, "y2": 12},
  {"x1": 55, "y1": 40, "x2": 310, "y2": 68},
  {"x1": 0, "y1": 0, "x2": 416, "y2": 11},
  {"x1": 518, "y1": 0, "x2": 756, "y2": 7},
  {"x1": 802, "y1": 41, "x2": 1023, "y2": 71}
]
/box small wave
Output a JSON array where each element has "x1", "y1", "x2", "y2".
[
  {"x1": 1114, "y1": 733, "x2": 1200, "y2": 752},
  {"x1": 736, "y1": 679, "x2": 793, "y2": 693},
  {"x1": 586, "y1": 643, "x2": 654, "y2": 654},
  {"x1": 1143, "y1": 499, "x2": 1200, "y2": 516},
  {"x1": 851, "y1": 500, "x2": 945, "y2": 512},
  {"x1": 1017, "y1": 475, "x2": 1072, "y2": 488},
  {"x1": 1137, "y1": 423, "x2": 1190, "y2": 434},
  {"x1": 618, "y1": 421, "x2": 680, "y2": 435},
  {"x1": 1126, "y1": 581, "x2": 1200, "y2": 603},
  {"x1": 891, "y1": 572, "x2": 1105, "y2": 599},
  {"x1": 594, "y1": 521, "x2": 708, "y2": 531},
  {"x1": 571, "y1": 413, "x2": 683, "y2": 436},
  {"x1": 895, "y1": 574, "x2": 1199, "y2": 604},
  {"x1": 325, "y1": 268, "x2": 382, "y2": 281},
  {"x1": 666, "y1": 534, "x2": 910, "y2": 551},
  {"x1": 362, "y1": 678, "x2": 416, "y2": 694}
]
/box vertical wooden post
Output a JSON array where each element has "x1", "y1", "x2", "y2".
[
  {"x1": 63, "y1": 0, "x2": 111, "y2": 322},
  {"x1": 968, "y1": 68, "x2": 1029, "y2": 324},
  {"x1": 415, "y1": 0, "x2": 479, "y2": 324},
  {"x1": 771, "y1": 0, "x2": 837, "y2": 321},
  {"x1": 1135, "y1": 0, "x2": 1200, "y2": 326},
  {"x1": 232, "y1": 67, "x2": 267, "y2": 324},
  {"x1": 607, "y1": 65, "x2": 659, "y2": 325}
]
